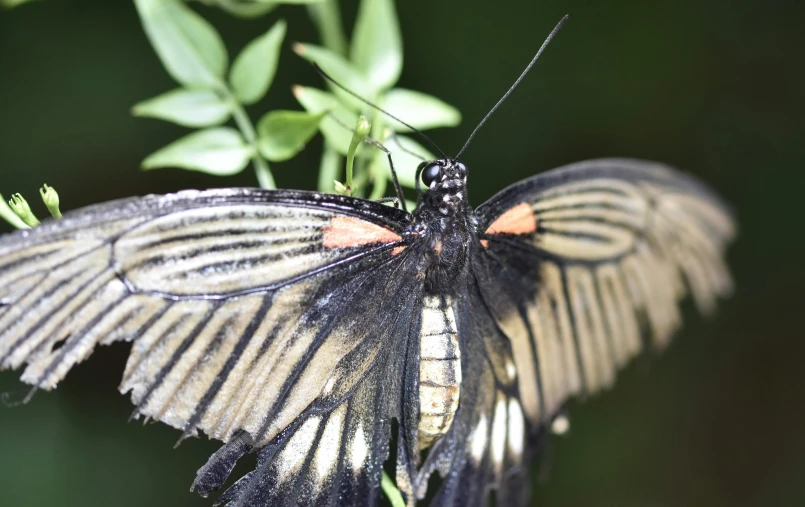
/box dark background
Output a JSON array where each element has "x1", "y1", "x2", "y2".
[{"x1": 1, "y1": 0, "x2": 803, "y2": 506}]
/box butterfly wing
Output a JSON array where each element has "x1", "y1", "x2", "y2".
[
  {"x1": 416, "y1": 158, "x2": 736, "y2": 507},
  {"x1": 0, "y1": 188, "x2": 424, "y2": 506},
  {"x1": 473, "y1": 158, "x2": 736, "y2": 426},
  {"x1": 209, "y1": 256, "x2": 423, "y2": 507}
]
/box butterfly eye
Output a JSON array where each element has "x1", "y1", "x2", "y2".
[{"x1": 420, "y1": 163, "x2": 442, "y2": 188}]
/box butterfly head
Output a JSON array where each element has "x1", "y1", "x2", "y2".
[{"x1": 417, "y1": 159, "x2": 468, "y2": 215}]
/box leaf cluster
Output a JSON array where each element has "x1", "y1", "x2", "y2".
[
  {"x1": 132, "y1": 0, "x2": 326, "y2": 188},
  {"x1": 134, "y1": 0, "x2": 460, "y2": 196},
  {"x1": 3, "y1": 0, "x2": 461, "y2": 198},
  {"x1": 298, "y1": 0, "x2": 460, "y2": 198}
]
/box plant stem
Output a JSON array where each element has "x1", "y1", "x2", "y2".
[
  {"x1": 253, "y1": 156, "x2": 275, "y2": 190},
  {"x1": 307, "y1": 0, "x2": 348, "y2": 56},
  {"x1": 346, "y1": 116, "x2": 372, "y2": 195},
  {"x1": 229, "y1": 94, "x2": 276, "y2": 189}
]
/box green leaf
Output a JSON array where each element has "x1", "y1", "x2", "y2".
[
  {"x1": 307, "y1": 0, "x2": 348, "y2": 56},
  {"x1": 370, "y1": 133, "x2": 435, "y2": 189},
  {"x1": 257, "y1": 110, "x2": 325, "y2": 162},
  {"x1": 134, "y1": 0, "x2": 228, "y2": 88},
  {"x1": 202, "y1": 1, "x2": 323, "y2": 19},
  {"x1": 381, "y1": 470, "x2": 405, "y2": 507},
  {"x1": 317, "y1": 143, "x2": 341, "y2": 192},
  {"x1": 351, "y1": 0, "x2": 402, "y2": 91},
  {"x1": 230, "y1": 20, "x2": 287, "y2": 105},
  {"x1": 0, "y1": 193, "x2": 29, "y2": 229},
  {"x1": 132, "y1": 88, "x2": 231, "y2": 127},
  {"x1": 260, "y1": 0, "x2": 324, "y2": 3},
  {"x1": 381, "y1": 88, "x2": 461, "y2": 132},
  {"x1": 2, "y1": 0, "x2": 40, "y2": 7},
  {"x1": 293, "y1": 43, "x2": 373, "y2": 108},
  {"x1": 210, "y1": 1, "x2": 276, "y2": 18},
  {"x1": 293, "y1": 85, "x2": 358, "y2": 156},
  {"x1": 142, "y1": 127, "x2": 252, "y2": 175}
]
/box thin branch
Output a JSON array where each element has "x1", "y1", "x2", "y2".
[{"x1": 228, "y1": 93, "x2": 276, "y2": 189}]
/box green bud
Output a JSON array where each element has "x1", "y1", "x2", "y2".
[
  {"x1": 8, "y1": 193, "x2": 39, "y2": 227},
  {"x1": 0, "y1": 193, "x2": 29, "y2": 229},
  {"x1": 39, "y1": 184, "x2": 62, "y2": 218},
  {"x1": 345, "y1": 115, "x2": 371, "y2": 195},
  {"x1": 354, "y1": 116, "x2": 371, "y2": 140}
]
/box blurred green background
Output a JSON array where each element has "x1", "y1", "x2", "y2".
[{"x1": 1, "y1": 0, "x2": 803, "y2": 506}]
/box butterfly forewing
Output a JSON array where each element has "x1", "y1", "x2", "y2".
[
  {"x1": 474, "y1": 158, "x2": 736, "y2": 424},
  {"x1": 0, "y1": 188, "x2": 424, "y2": 506}
]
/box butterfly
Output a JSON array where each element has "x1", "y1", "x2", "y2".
[
  {"x1": 0, "y1": 156, "x2": 736, "y2": 506},
  {"x1": 0, "y1": 17, "x2": 735, "y2": 507}
]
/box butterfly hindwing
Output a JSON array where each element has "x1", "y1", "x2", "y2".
[
  {"x1": 473, "y1": 158, "x2": 736, "y2": 425},
  {"x1": 0, "y1": 188, "x2": 424, "y2": 505},
  {"x1": 210, "y1": 259, "x2": 423, "y2": 507}
]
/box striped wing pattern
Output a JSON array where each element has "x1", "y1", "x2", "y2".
[
  {"x1": 0, "y1": 188, "x2": 421, "y2": 506},
  {"x1": 475, "y1": 158, "x2": 737, "y2": 426}
]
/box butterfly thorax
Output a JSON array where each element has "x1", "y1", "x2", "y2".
[
  {"x1": 420, "y1": 159, "x2": 468, "y2": 217},
  {"x1": 410, "y1": 159, "x2": 476, "y2": 295}
]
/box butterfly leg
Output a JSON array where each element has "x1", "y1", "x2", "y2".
[
  {"x1": 191, "y1": 430, "x2": 255, "y2": 497},
  {"x1": 368, "y1": 142, "x2": 407, "y2": 212},
  {"x1": 374, "y1": 197, "x2": 400, "y2": 208}
]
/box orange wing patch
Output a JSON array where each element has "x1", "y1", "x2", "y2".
[
  {"x1": 485, "y1": 203, "x2": 538, "y2": 235},
  {"x1": 322, "y1": 216, "x2": 402, "y2": 248}
]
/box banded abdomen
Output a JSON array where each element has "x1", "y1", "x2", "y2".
[{"x1": 418, "y1": 295, "x2": 461, "y2": 449}]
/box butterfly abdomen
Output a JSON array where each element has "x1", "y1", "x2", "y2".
[{"x1": 418, "y1": 295, "x2": 462, "y2": 450}]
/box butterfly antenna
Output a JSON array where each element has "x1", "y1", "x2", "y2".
[
  {"x1": 455, "y1": 14, "x2": 568, "y2": 159},
  {"x1": 389, "y1": 130, "x2": 429, "y2": 162},
  {"x1": 312, "y1": 63, "x2": 449, "y2": 160}
]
